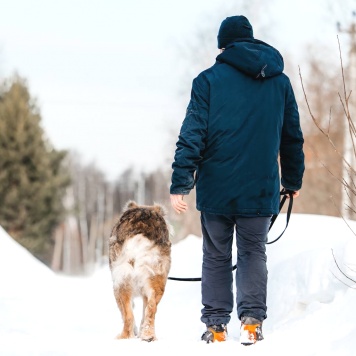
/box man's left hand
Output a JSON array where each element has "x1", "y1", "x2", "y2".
[{"x1": 170, "y1": 194, "x2": 188, "y2": 214}]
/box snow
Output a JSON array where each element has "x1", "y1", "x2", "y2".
[{"x1": 1, "y1": 214, "x2": 356, "y2": 355}]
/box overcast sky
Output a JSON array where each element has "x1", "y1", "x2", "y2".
[{"x1": 0, "y1": 0, "x2": 354, "y2": 181}]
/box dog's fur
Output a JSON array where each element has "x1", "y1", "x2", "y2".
[{"x1": 109, "y1": 201, "x2": 172, "y2": 341}]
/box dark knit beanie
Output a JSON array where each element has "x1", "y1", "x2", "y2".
[{"x1": 217, "y1": 15, "x2": 254, "y2": 49}]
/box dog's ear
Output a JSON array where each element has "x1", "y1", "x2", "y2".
[
  {"x1": 123, "y1": 200, "x2": 138, "y2": 211},
  {"x1": 152, "y1": 203, "x2": 167, "y2": 216}
]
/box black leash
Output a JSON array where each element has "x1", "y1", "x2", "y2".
[
  {"x1": 167, "y1": 189, "x2": 294, "y2": 282},
  {"x1": 266, "y1": 189, "x2": 293, "y2": 245}
]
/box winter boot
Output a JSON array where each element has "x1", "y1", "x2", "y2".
[
  {"x1": 240, "y1": 316, "x2": 264, "y2": 345},
  {"x1": 201, "y1": 324, "x2": 227, "y2": 343}
]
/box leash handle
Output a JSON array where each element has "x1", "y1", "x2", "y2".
[{"x1": 266, "y1": 189, "x2": 294, "y2": 245}]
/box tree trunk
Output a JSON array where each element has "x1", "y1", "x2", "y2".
[{"x1": 51, "y1": 223, "x2": 64, "y2": 272}]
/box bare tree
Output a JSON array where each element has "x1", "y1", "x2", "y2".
[
  {"x1": 300, "y1": 36, "x2": 356, "y2": 286},
  {"x1": 293, "y1": 45, "x2": 344, "y2": 217},
  {"x1": 300, "y1": 36, "x2": 355, "y2": 215},
  {"x1": 51, "y1": 152, "x2": 116, "y2": 275}
]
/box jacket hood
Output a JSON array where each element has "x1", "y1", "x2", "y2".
[{"x1": 216, "y1": 38, "x2": 284, "y2": 78}]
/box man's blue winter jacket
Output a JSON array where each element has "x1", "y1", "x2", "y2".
[{"x1": 170, "y1": 39, "x2": 305, "y2": 216}]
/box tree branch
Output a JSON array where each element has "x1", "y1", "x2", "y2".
[{"x1": 331, "y1": 248, "x2": 356, "y2": 284}]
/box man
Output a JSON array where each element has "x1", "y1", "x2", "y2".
[{"x1": 170, "y1": 15, "x2": 304, "y2": 345}]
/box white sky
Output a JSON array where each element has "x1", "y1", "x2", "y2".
[
  {"x1": 1, "y1": 213, "x2": 356, "y2": 355},
  {"x1": 0, "y1": 0, "x2": 355, "y2": 181}
]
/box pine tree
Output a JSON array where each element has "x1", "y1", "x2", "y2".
[{"x1": 0, "y1": 75, "x2": 70, "y2": 264}]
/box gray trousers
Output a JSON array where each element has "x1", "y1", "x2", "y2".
[{"x1": 200, "y1": 212, "x2": 271, "y2": 326}]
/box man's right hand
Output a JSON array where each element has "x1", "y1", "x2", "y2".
[
  {"x1": 286, "y1": 190, "x2": 299, "y2": 198},
  {"x1": 170, "y1": 194, "x2": 188, "y2": 214}
]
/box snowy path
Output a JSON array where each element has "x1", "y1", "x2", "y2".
[{"x1": 1, "y1": 214, "x2": 356, "y2": 355}]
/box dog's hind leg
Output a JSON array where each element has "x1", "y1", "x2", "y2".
[
  {"x1": 114, "y1": 285, "x2": 136, "y2": 339},
  {"x1": 139, "y1": 275, "x2": 166, "y2": 342}
]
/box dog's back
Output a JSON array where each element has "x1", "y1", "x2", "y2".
[{"x1": 109, "y1": 201, "x2": 172, "y2": 341}]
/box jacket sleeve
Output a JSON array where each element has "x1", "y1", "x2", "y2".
[
  {"x1": 280, "y1": 80, "x2": 305, "y2": 191},
  {"x1": 170, "y1": 74, "x2": 209, "y2": 195}
]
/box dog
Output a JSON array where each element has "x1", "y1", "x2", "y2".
[{"x1": 109, "y1": 201, "x2": 172, "y2": 342}]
